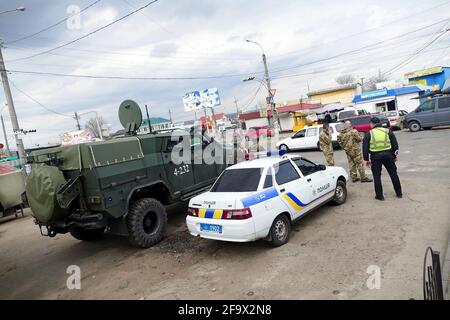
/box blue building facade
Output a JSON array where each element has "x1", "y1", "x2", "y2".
[
  {"x1": 352, "y1": 86, "x2": 424, "y2": 113},
  {"x1": 405, "y1": 66, "x2": 450, "y2": 92}
]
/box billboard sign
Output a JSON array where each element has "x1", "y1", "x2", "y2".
[
  {"x1": 183, "y1": 88, "x2": 221, "y2": 112},
  {"x1": 60, "y1": 129, "x2": 94, "y2": 146}
]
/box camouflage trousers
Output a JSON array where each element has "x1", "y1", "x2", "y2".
[
  {"x1": 345, "y1": 151, "x2": 367, "y2": 180},
  {"x1": 322, "y1": 150, "x2": 335, "y2": 166}
]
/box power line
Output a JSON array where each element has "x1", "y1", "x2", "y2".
[
  {"x1": 5, "y1": 0, "x2": 103, "y2": 45},
  {"x1": 9, "y1": 80, "x2": 74, "y2": 118},
  {"x1": 8, "y1": 0, "x2": 160, "y2": 62},
  {"x1": 271, "y1": 0, "x2": 450, "y2": 59},
  {"x1": 383, "y1": 26, "x2": 450, "y2": 75},
  {"x1": 268, "y1": 17, "x2": 450, "y2": 75},
  {"x1": 5, "y1": 41, "x2": 450, "y2": 82},
  {"x1": 241, "y1": 83, "x2": 263, "y2": 111}
]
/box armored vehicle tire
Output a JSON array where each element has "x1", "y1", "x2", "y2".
[
  {"x1": 126, "y1": 198, "x2": 167, "y2": 248},
  {"x1": 70, "y1": 227, "x2": 105, "y2": 241}
]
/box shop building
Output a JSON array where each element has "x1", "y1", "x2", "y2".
[{"x1": 352, "y1": 86, "x2": 424, "y2": 114}]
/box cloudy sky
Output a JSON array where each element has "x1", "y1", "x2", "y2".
[{"x1": 0, "y1": 0, "x2": 449, "y2": 148}]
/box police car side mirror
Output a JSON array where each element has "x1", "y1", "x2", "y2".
[{"x1": 317, "y1": 164, "x2": 326, "y2": 171}]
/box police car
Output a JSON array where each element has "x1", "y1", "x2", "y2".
[{"x1": 186, "y1": 152, "x2": 348, "y2": 246}]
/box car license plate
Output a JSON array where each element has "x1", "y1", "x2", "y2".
[{"x1": 200, "y1": 224, "x2": 222, "y2": 234}]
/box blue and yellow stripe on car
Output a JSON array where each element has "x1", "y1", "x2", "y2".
[
  {"x1": 198, "y1": 208, "x2": 224, "y2": 220},
  {"x1": 282, "y1": 191, "x2": 333, "y2": 212}
]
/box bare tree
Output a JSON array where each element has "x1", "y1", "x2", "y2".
[
  {"x1": 85, "y1": 116, "x2": 106, "y2": 139},
  {"x1": 364, "y1": 71, "x2": 389, "y2": 91},
  {"x1": 335, "y1": 74, "x2": 356, "y2": 85}
]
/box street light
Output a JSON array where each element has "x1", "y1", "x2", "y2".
[
  {"x1": 245, "y1": 40, "x2": 280, "y2": 131},
  {"x1": 0, "y1": 6, "x2": 26, "y2": 15}
]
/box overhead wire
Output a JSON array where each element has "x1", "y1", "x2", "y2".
[
  {"x1": 9, "y1": 80, "x2": 74, "y2": 118},
  {"x1": 8, "y1": 0, "x2": 160, "y2": 62},
  {"x1": 5, "y1": 0, "x2": 103, "y2": 45}
]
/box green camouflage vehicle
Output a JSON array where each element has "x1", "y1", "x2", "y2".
[{"x1": 24, "y1": 100, "x2": 236, "y2": 247}]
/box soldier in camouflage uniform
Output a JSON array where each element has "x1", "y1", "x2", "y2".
[
  {"x1": 319, "y1": 122, "x2": 335, "y2": 166},
  {"x1": 338, "y1": 122, "x2": 373, "y2": 183}
]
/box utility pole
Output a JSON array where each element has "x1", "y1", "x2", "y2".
[
  {"x1": 1, "y1": 114, "x2": 11, "y2": 156},
  {"x1": 168, "y1": 108, "x2": 173, "y2": 124},
  {"x1": 246, "y1": 40, "x2": 280, "y2": 132},
  {"x1": 74, "y1": 112, "x2": 81, "y2": 130},
  {"x1": 0, "y1": 44, "x2": 26, "y2": 162}
]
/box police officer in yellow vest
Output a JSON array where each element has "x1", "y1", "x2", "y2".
[{"x1": 363, "y1": 117, "x2": 402, "y2": 201}]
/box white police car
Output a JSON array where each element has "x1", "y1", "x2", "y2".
[{"x1": 186, "y1": 152, "x2": 348, "y2": 246}]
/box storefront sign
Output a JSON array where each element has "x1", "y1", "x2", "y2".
[{"x1": 361, "y1": 89, "x2": 388, "y2": 100}]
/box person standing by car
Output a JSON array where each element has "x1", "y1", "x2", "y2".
[
  {"x1": 338, "y1": 122, "x2": 373, "y2": 183},
  {"x1": 324, "y1": 111, "x2": 333, "y2": 124},
  {"x1": 319, "y1": 122, "x2": 335, "y2": 166},
  {"x1": 363, "y1": 117, "x2": 402, "y2": 201}
]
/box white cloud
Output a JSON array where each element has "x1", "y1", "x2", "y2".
[{"x1": 0, "y1": 0, "x2": 449, "y2": 148}]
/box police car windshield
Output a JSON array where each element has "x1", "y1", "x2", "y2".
[{"x1": 211, "y1": 168, "x2": 262, "y2": 192}]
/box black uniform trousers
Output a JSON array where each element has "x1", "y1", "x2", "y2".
[{"x1": 370, "y1": 150, "x2": 402, "y2": 198}]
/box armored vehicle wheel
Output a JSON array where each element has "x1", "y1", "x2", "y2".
[
  {"x1": 126, "y1": 198, "x2": 167, "y2": 248},
  {"x1": 70, "y1": 227, "x2": 105, "y2": 241}
]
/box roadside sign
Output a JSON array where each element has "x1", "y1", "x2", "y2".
[{"x1": 259, "y1": 106, "x2": 268, "y2": 118}]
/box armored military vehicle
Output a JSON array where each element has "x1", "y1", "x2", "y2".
[{"x1": 24, "y1": 100, "x2": 236, "y2": 247}]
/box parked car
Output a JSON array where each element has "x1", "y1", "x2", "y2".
[
  {"x1": 381, "y1": 110, "x2": 408, "y2": 130},
  {"x1": 337, "y1": 108, "x2": 368, "y2": 122},
  {"x1": 342, "y1": 114, "x2": 390, "y2": 134},
  {"x1": 403, "y1": 96, "x2": 450, "y2": 132},
  {"x1": 276, "y1": 123, "x2": 342, "y2": 152},
  {"x1": 245, "y1": 126, "x2": 275, "y2": 140},
  {"x1": 186, "y1": 154, "x2": 348, "y2": 246}
]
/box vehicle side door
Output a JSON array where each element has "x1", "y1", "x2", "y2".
[
  {"x1": 292, "y1": 157, "x2": 334, "y2": 203},
  {"x1": 192, "y1": 134, "x2": 218, "y2": 186},
  {"x1": 414, "y1": 100, "x2": 437, "y2": 127},
  {"x1": 289, "y1": 129, "x2": 307, "y2": 150},
  {"x1": 305, "y1": 127, "x2": 320, "y2": 148},
  {"x1": 162, "y1": 136, "x2": 195, "y2": 193},
  {"x1": 436, "y1": 97, "x2": 450, "y2": 126},
  {"x1": 273, "y1": 160, "x2": 313, "y2": 220}
]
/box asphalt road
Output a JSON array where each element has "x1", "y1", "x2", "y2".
[{"x1": 0, "y1": 128, "x2": 449, "y2": 299}]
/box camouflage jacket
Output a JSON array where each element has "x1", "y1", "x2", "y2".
[
  {"x1": 319, "y1": 131, "x2": 333, "y2": 152},
  {"x1": 338, "y1": 127, "x2": 362, "y2": 154}
]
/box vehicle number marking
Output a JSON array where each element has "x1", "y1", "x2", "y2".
[{"x1": 174, "y1": 165, "x2": 190, "y2": 176}]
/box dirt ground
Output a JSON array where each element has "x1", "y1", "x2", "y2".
[{"x1": 1, "y1": 128, "x2": 449, "y2": 300}]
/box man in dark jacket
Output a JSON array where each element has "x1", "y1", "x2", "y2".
[
  {"x1": 324, "y1": 111, "x2": 333, "y2": 124},
  {"x1": 363, "y1": 117, "x2": 402, "y2": 201}
]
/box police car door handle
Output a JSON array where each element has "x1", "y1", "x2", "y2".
[
  {"x1": 307, "y1": 178, "x2": 312, "y2": 182},
  {"x1": 280, "y1": 188, "x2": 286, "y2": 193}
]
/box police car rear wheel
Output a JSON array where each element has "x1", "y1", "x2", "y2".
[
  {"x1": 331, "y1": 180, "x2": 347, "y2": 205},
  {"x1": 126, "y1": 198, "x2": 167, "y2": 248},
  {"x1": 268, "y1": 215, "x2": 290, "y2": 247}
]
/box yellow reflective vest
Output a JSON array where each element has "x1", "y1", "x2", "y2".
[{"x1": 369, "y1": 127, "x2": 392, "y2": 152}]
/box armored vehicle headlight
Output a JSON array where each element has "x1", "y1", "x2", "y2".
[{"x1": 87, "y1": 196, "x2": 102, "y2": 205}]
